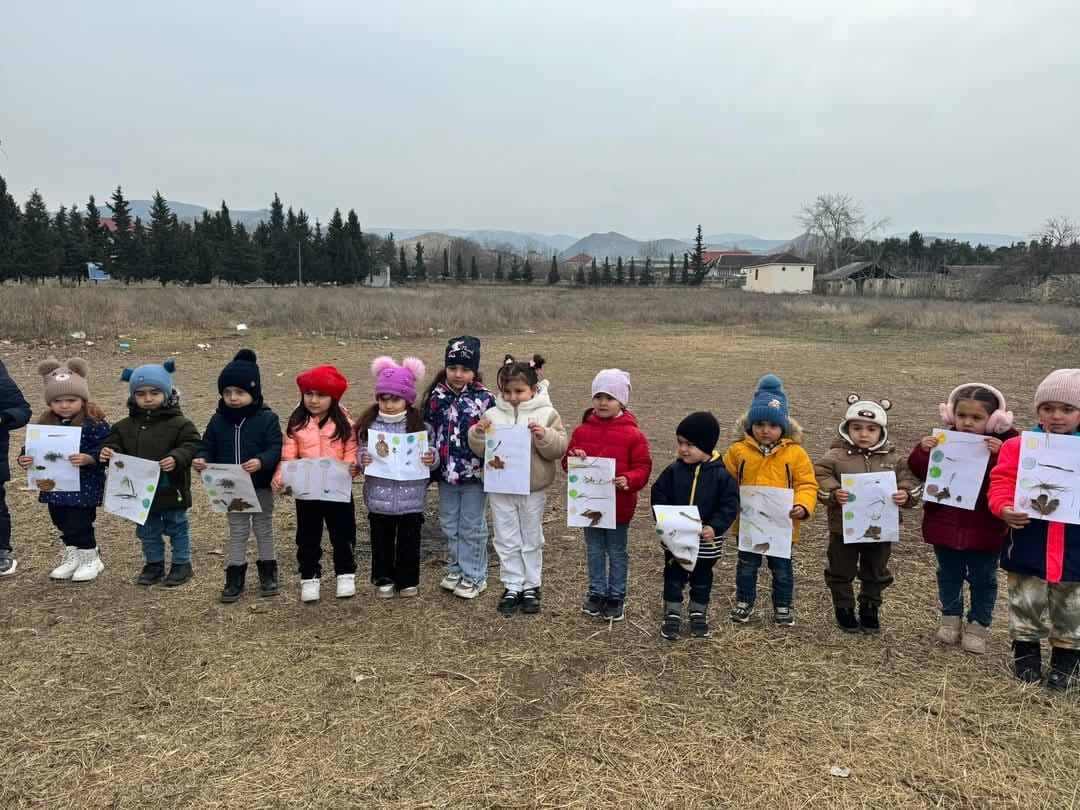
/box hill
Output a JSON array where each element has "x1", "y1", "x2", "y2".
[
  {"x1": 369, "y1": 228, "x2": 575, "y2": 254},
  {"x1": 701, "y1": 233, "x2": 790, "y2": 253},
  {"x1": 100, "y1": 200, "x2": 271, "y2": 229},
  {"x1": 558, "y1": 231, "x2": 691, "y2": 260}
]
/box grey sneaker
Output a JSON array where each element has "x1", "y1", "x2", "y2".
[
  {"x1": 730, "y1": 601, "x2": 753, "y2": 623},
  {"x1": 0, "y1": 549, "x2": 17, "y2": 576},
  {"x1": 689, "y1": 611, "x2": 711, "y2": 638},
  {"x1": 774, "y1": 607, "x2": 795, "y2": 626},
  {"x1": 581, "y1": 592, "x2": 605, "y2": 616}
]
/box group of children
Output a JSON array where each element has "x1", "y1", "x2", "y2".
[{"x1": 0, "y1": 341, "x2": 1078, "y2": 692}]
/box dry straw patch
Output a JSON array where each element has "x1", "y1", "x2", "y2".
[{"x1": 1, "y1": 293, "x2": 1079, "y2": 808}]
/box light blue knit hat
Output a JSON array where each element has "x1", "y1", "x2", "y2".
[{"x1": 121, "y1": 359, "x2": 176, "y2": 397}]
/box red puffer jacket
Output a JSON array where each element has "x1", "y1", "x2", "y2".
[
  {"x1": 563, "y1": 410, "x2": 652, "y2": 524},
  {"x1": 907, "y1": 428, "x2": 1018, "y2": 552}
]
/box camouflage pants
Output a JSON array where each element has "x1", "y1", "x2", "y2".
[{"x1": 1007, "y1": 573, "x2": 1080, "y2": 649}]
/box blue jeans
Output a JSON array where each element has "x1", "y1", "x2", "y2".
[
  {"x1": 934, "y1": 546, "x2": 998, "y2": 627},
  {"x1": 438, "y1": 481, "x2": 488, "y2": 585},
  {"x1": 584, "y1": 524, "x2": 629, "y2": 599},
  {"x1": 136, "y1": 509, "x2": 191, "y2": 564},
  {"x1": 735, "y1": 550, "x2": 794, "y2": 607}
]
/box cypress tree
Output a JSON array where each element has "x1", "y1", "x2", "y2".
[
  {"x1": 615, "y1": 256, "x2": 624, "y2": 285},
  {"x1": 681, "y1": 254, "x2": 689, "y2": 284},
  {"x1": 109, "y1": 185, "x2": 135, "y2": 282},
  {"x1": 640, "y1": 257, "x2": 654, "y2": 286},
  {"x1": 442, "y1": 247, "x2": 450, "y2": 279},
  {"x1": 495, "y1": 254, "x2": 504, "y2": 281},
  {"x1": 574, "y1": 265, "x2": 586, "y2": 285},
  {"x1": 508, "y1": 256, "x2": 521, "y2": 283},
  {"x1": 547, "y1": 254, "x2": 560, "y2": 284},
  {"x1": 588, "y1": 257, "x2": 599, "y2": 286},
  {"x1": 455, "y1": 252, "x2": 466, "y2": 282},
  {"x1": 522, "y1": 259, "x2": 534, "y2": 284},
  {"x1": 690, "y1": 224, "x2": 706, "y2": 284},
  {"x1": 413, "y1": 242, "x2": 427, "y2": 280},
  {"x1": 397, "y1": 245, "x2": 408, "y2": 284},
  {"x1": 470, "y1": 255, "x2": 480, "y2": 280},
  {"x1": 628, "y1": 257, "x2": 637, "y2": 285},
  {"x1": 667, "y1": 252, "x2": 676, "y2": 284},
  {"x1": 601, "y1": 257, "x2": 613, "y2": 286}
]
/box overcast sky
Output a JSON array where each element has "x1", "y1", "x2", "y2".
[{"x1": 2, "y1": 0, "x2": 1077, "y2": 239}]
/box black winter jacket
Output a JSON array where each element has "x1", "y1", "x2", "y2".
[
  {"x1": 651, "y1": 452, "x2": 741, "y2": 542},
  {"x1": 0, "y1": 359, "x2": 32, "y2": 484},
  {"x1": 196, "y1": 403, "x2": 283, "y2": 490}
]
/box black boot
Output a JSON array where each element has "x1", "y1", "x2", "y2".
[
  {"x1": 1046, "y1": 647, "x2": 1080, "y2": 692},
  {"x1": 1012, "y1": 640, "x2": 1042, "y2": 683},
  {"x1": 834, "y1": 607, "x2": 860, "y2": 633},
  {"x1": 256, "y1": 559, "x2": 280, "y2": 597},
  {"x1": 136, "y1": 561, "x2": 165, "y2": 586},
  {"x1": 164, "y1": 562, "x2": 194, "y2": 587},
  {"x1": 858, "y1": 602, "x2": 881, "y2": 633},
  {"x1": 220, "y1": 564, "x2": 247, "y2": 603}
]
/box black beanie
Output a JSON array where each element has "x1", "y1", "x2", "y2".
[
  {"x1": 445, "y1": 336, "x2": 481, "y2": 374},
  {"x1": 218, "y1": 348, "x2": 262, "y2": 398},
  {"x1": 676, "y1": 411, "x2": 720, "y2": 455}
]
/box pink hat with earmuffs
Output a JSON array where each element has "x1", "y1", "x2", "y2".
[{"x1": 939, "y1": 383, "x2": 1014, "y2": 435}]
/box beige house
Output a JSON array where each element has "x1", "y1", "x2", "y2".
[{"x1": 744, "y1": 252, "x2": 815, "y2": 293}]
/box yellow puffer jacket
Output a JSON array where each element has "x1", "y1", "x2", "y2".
[{"x1": 723, "y1": 435, "x2": 819, "y2": 541}]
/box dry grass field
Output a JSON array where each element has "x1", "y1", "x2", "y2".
[{"x1": 1, "y1": 287, "x2": 1079, "y2": 809}]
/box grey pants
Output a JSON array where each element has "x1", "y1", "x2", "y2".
[{"x1": 227, "y1": 488, "x2": 276, "y2": 565}]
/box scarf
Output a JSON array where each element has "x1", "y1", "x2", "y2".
[{"x1": 217, "y1": 398, "x2": 262, "y2": 425}]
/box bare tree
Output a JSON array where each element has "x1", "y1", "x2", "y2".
[
  {"x1": 641, "y1": 240, "x2": 662, "y2": 260},
  {"x1": 1039, "y1": 216, "x2": 1079, "y2": 248},
  {"x1": 796, "y1": 193, "x2": 889, "y2": 271}
]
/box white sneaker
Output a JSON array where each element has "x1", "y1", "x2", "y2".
[
  {"x1": 49, "y1": 546, "x2": 81, "y2": 580},
  {"x1": 300, "y1": 578, "x2": 321, "y2": 602},
  {"x1": 375, "y1": 582, "x2": 395, "y2": 599},
  {"x1": 336, "y1": 573, "x2": 356, "y2": 598},
  {"x1": 453, "y1": 579, "x2": 487, "y2": 599},
  {"x1": 71, "y1": 549, "x2": 104, "y2": 582},
  {"x1": 439, "y1": 572, "x2": 463, "y2": 591},
  {"x1": 399, "y1": 586, "x2": 419, "y2": 598}
]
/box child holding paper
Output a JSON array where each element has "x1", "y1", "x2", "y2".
[
  {"x1": 0, "y1": 356, "x2": 31, "y2": 576},
  {"x1": 989, "y1": 369, "x2": 1080, "y2": 690},
  {"x1": 723, "y1": 375, "x2": 817, "y2": 627},
  {"x1": 16, "y1": 358, "x2": 109, "y2": 582},
  {"x1": 908, "y1": 384, "x2": 1016, "y2": 654},
  {"x1": 468, "y1": 355, "x2": 567, "y2": 615},
  {"x1": 563, "y1": 369, "x2": 652, "y2": 622},
  {"x1": 652, "y1": 412, "x2": 740, "y2": 640},
  {"x1": 193, "y1": 350, "x2": 283, "y2": 602},
  {"x1": 272, "y1": 365, "x2": 359, "y2": 603},
  {"x1": 813, "y1": 395, "x2": 920, "y2": 633},
  {"x1": 100, "y1": 360, "x2": 202, "y2": 587},
  {"x1": 422, "y1": 336, "x2": 496, "y2": 600},
  {"x1": 356, "y1": 356, "x2": 437, "y2": 598}
]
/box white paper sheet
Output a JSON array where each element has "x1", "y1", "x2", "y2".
[
  {"x1": 280, "y1": 457, "x2": 353, "y2": 503},
  {"x1": 922, "y1": 429, "x2": 991, "y2": 512},
  {"x1": 567, "y1": 456, "x2": 617, "y2": 529},
  {"x1": 737, "y1": 486, "x2": 794, "y2": 559},
  {"x1": 482, "y1": 424, "x2": 532, "y2": 496},
  {"x1": 841, "y1": 471, "x2": 900, "y2": 544},
  {"x1": 364, "y1": 429, "x2": 431, "y2": 482},
  {"x1": 200, "y1": 463, "x2": 262, "y2": 513},
  {"x1": 103, "y1": 453, "x2": 162, "y2": 525},
  {"x1": 1014, "y1": 430, "x2": 1080, "y2": 525},
  {"x1": 653, "y1": 504, "x2": 702, "y2": 571},
  {"x1": 25, "y1": 425, "x2": 82, "y2": 492}
]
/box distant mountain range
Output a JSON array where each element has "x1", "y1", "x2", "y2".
[
  {"x1": 368, "y1": 228, "x2": 577, "y2": 254},
  {"x1": 99, "y1": 199, "x2": 271, "y2": 229},
  {"x1": 893, "y1": 231, "x2": 1023, "y2": 248}
]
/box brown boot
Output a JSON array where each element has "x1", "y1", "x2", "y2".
[
  {"x1": 936, "y1": 615, "x2": 962, "y2": 645},
  {"x1": 960, "y1": 622, "x2": 989, "y2": 655}
]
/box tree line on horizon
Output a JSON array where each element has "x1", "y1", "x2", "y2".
[{"x1": 0, "y1": 175, "x2": 1076, "y2": 289}]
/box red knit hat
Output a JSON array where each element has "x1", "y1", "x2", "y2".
[{"x1": 296, "y1": 365, "x2": 348, "y2": 401}]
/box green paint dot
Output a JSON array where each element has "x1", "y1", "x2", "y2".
[
  {"x1": 568, "y1": 474, "x2": 578, "y2": 483},
  {"x1": 847, "y1": 494, "x2": 856, "y2": 503},
  {"x1": 655, "y1": 529, "x2": 664, "y2": 536},
  {"x1": 844, "y1": 511, "x2": 855, "y2": 520},
  {"x1": 929, "y1": 467, "x2": 942, "y2": 479},
  {"x1": 208, "y1": 489, "x2": 217, "y2": 497},
  {"x1": 568, "y1": 489, "x2": 579, "y2": 498},
  {"x1": 931, "y1": 450, "x2": 944, "y2": 462},
  {"x1": 142, "y1": 498, "x2": 151, "y2": 508},
  {"x1": 147, "y1": 485, "x2": 155, "y2": 493},
  {"x1": 202, "y1": 474, "x2": 213, "y2": 483},
  {"x1": 392, "y1": 436, "x2": 401, "y2": 445},
  {"x1": 407, "y1": 435, "x2": 415, "y2": 444}
]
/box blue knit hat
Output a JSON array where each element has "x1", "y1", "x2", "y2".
[
  {"x1": 122, "y1": 359, "x2": 176, "y2": 397},
  {"x1": 747, "y1": 374, "x2": 789, "y2": 433}
]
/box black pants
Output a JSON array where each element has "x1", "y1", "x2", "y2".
[
  {"x1": 295, "y1": 498, "x2": 357, "y2": 579},
  {"x1": 825, "y1": 531, "x2": 894, "y2": 608},
  {"x1": 48, "y1": 504, "x2": 97, "y2": 549},
  {"x1": 369, "y1": 512, "x2": 423, "y2": 589},
  {"x1": 0, "y1": 483, "x2": 10, "y2": 552},
  {"x1": 663, "y1": 549, "x2": 719, "y2": 606}
]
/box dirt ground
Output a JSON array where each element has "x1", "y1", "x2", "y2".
[{"x1": 1, "y1": 324, "x2": 1078, "y2": 809}]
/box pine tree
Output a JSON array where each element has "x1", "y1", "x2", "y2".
[
  {"x1": 508, "y1": 256, "x2": 521, "y2": 283},
  {"x1": 397, "y1": 245, "x2": 408, "y2": 284},
  {"x1": 547, "y1": 254, "x2": 560, "y2": 285},
  {"x1": 326, "y1": 208, "x2": 347, "y2": 284},
  {"x1": 149, "y1": 191, "x2": 177, "y2": 284},
  {"x1": 346, "y1": 209, "x2": 369, "y2": 283},
  {"x1": 681, "y1": 254, "x2": 689, "y2": 284},
  {"x1": 690, "y1": 224, "x2": 706, "y2": 284},
  {"x1": 17, "y1": 190, "x2": 55, "y2": 282},
  {"x1": 51, "y1": 207, "x2": 69, "y2": 283},
  {"x1": 667, "y1": 252, "x2": 676, "y2": 284},
  {"x1": 0, "y1": 174, "x2": 18, "y2": 283},
  {"x1": 601, "y1": 257, "x2": 613, "y2": 286},
  {"x1": 640, "y1": 257, "x2": 654, "y2": 286},
  {"x1": 469, "y1": 255, "x2": 480, "y2": 280},
  {"x1": 64, "y1": 205, "x2": 88, "y2": 284},
  {"x1": 109, "y1": 185, "x2": 135, "y2": 282},
  {"x1": 130, "y1": 217, "x2": 150, "y2": 284},
  {"x1": 615, "y1": 256, "x2": 624, "y2": 285},
  {"x1": 413, "y1": 242, "x2": 427, "y2": 280},
  {"x1": 454, "y1": 252, "x2": 466, "y2": 282},
  {"x1": 522, "y1": 259, "x2": 534, "y2": 284},
  {"x1": 628, "y1": 257, "x2": 637, "y2": 286},
  {"x1": 266, "y1": 193, "x2": 291, "y2": 285},
  {"x1": 588, "y1": 257, "x2": 599, "y2": 286},
  {"x1": 495, "y1": 254, "x2": 504, "y2": 281},
  {"x1": 441, "y1": 247, "x2": 450, "y2": 279}
]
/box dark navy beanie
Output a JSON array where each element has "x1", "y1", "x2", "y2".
[
  {"x1": 218, "y1": 348, "x2": 262, "y2": 398},
  {"x1": 676, "y1": 411, "x2": 720, "y2": 455}
]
